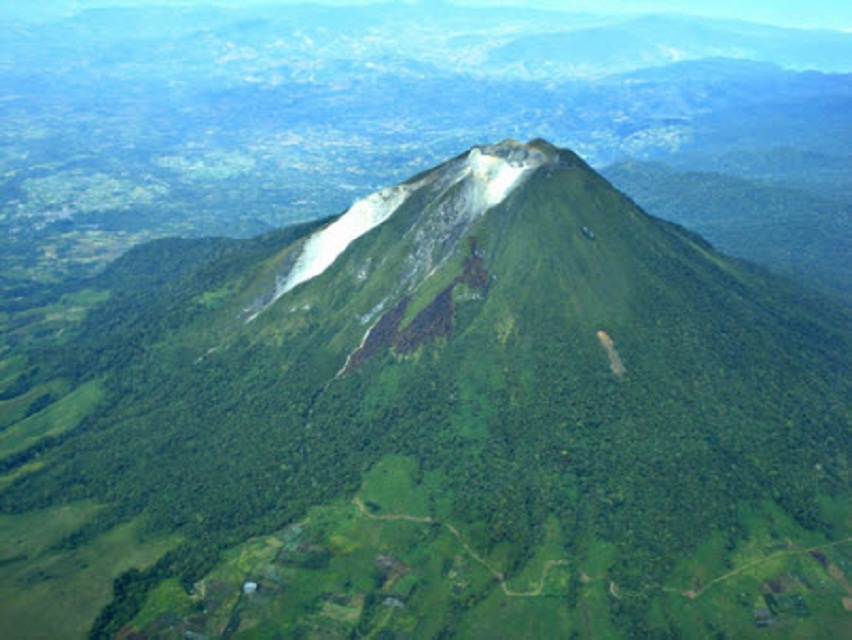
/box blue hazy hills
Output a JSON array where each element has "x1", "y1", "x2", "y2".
[{"x1": 1, "y1": 3, "x2": 849, "y2": 300}]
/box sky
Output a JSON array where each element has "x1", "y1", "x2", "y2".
[
  {"x1": 461, "y1": 1, "x2": 851, "y2": 29},
  {"x1": 0, "y1": 0, "x2": 850, "y2": 30}
]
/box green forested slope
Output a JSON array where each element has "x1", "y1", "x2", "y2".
[{"x1": 0, "y1": 143, "x2": 848, "y2": 637}]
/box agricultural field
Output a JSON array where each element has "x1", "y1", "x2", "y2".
[{"x1": 126, "y1": 456, "x2": 852, "y2": 638}]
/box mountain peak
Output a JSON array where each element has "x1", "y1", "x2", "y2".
[
  {"x1": 471, "y1": 137, "x2": 552, "y2": 163},
  {"x1": 4, "y1": 140, "x2": 849, "y2": 639},
  {"x1": 250, "y1": 139, "x2": 561, "y2": 319},
  {"x1": 463, "y1": 138, "x2": 549, "y2": 206}
]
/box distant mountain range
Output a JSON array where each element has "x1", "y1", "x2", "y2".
[
  {"x1": 2, "y1": 6, "x2": 849, "y2": 301},
  {"x1": 604, "y1": 160, "x2": 852, "y2": 301},
  {"x1": 487, "y1": 14, "x2": 852, "y2": 76},
  {"x1": 4, "y1": 6, "x2": 851, "y2": 77}
]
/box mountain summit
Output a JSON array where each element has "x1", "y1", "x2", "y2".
[
  {"x1": 1, "y1": 141, "x2": 849, "y2": 637},
  {"x1": 243, "y1": 138, "x2": 554, "y2": 321}
]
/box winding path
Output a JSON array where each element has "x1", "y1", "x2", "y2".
[
  {"x1": 352, "y1": 495, "x2": 568, "y2": 597},
  {"x1": 679, "y1": 536, "x2": 852, "y2": 599},
  {"x1": 353, "y1": 495, "x2": 852, "y2": 603}
]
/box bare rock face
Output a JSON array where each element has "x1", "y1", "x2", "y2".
[{"x1": 245, "y1": 140, "x2": 552, "y2": 321}]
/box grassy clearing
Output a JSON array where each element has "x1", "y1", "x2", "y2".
[
  {"x1": 1, "y1": 287, "x2": 110, "y2": 358},
  {"x1": 663, "y1": 543, "x2": 852, "y2": 638},
  {"x1": 130, "y1": 455, "x2": 604, "y2": 637},
  {"x1": 456, "y1": 589, "x2": 579, "y2": 639},
  {"x1": 359, "y1": 454, "x2": 431, "y2": 519},
  {"x1": 0, "y1": 379, "x2": 103, "y2": 459},
  {"x1": 126, "y1": 453, "x2": 852, "y2": 638},
  {"x1": 0, "y1": 356, "x2": 27, "y2": 393},
  {"x1": 664, "y1": 532, "x2": 731, "y2": 597},
  {"x1": 132, "y1": 578, "x2": 196, "y2": 631},
  {"x1": 502, "y1": 517, "x2": 571, "y2": 596},
  {"x1": 46, "y1": 288, "x2": 112, "y2": 324},
  {"x1": 570, "y1": 540, "x2": 623, "y2": 639},
  {"x1": 0, "y1": 505, "x2": 180, "y2": 639},
  {"x1": 0, "y1": 502, "x2": 102, "y2": 562},
  {"x1": 659, "y1": 499, "x2": 852, "y2": 637},
  {"x1": 0, "y1": 459, "x2": 46, "y2": 492},
  {"x1": 0, "y1": 378, "x2": 71, "y2": 431}
]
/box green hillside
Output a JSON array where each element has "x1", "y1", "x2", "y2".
[{"x1": 0, "y1": 141, "x2": 849, "y2": 638}]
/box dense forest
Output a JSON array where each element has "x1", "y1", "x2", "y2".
[{"x1": 0, "y1": 145, "x2": 849, "y2": 637}]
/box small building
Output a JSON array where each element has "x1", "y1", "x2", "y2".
[
  {"x1": 243, "y1": 581, "x2": 258, "y2": 595},
  {"x1": 581, "y1": 226, "x2": 596, "y2": 241}
]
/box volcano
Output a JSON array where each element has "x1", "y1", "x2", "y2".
[{"x1": 1, "y1": 140, "x2": 849, "y2": 638}]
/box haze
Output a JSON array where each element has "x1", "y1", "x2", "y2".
[{"x1": 1, "y1": 0, "x2": 850, "y2": 29}]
